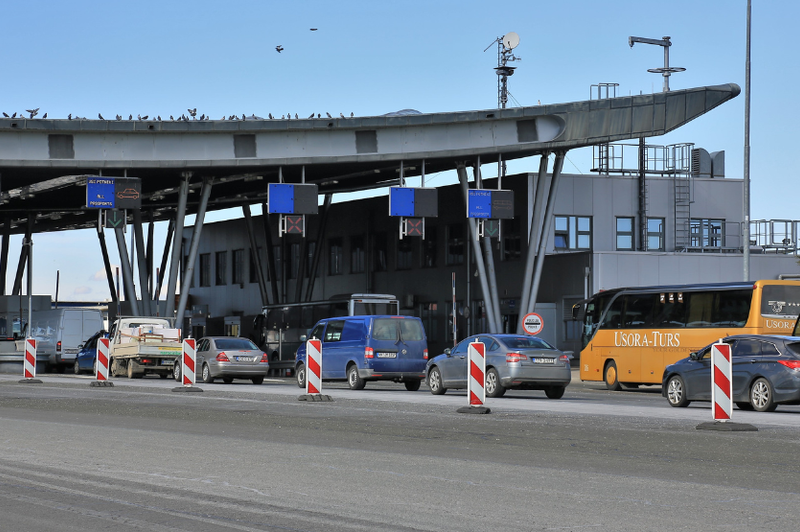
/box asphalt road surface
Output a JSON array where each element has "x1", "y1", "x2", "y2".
[{"x1": 2, "y1": 372, "x2": 800, "y2": 531}]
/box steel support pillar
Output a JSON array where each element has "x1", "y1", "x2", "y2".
[
  {"x1": 261, "y1": 203, "x2": 280, "y2": 305},
  {"x1": 132, "y1": 209, "x2": 152, "y2": 316},
  {"x1": 154, "y1": 219, "x2": 174, "y2": 304},
  {"x1": 96, "y1": 227, "x2": 119, "y2": 309},
  {"x1": 176, "y1": 178, "x2": 213, "y2": 327},
  {"x1": 242, "y1": 204, "x2": 269, "y2": 306},
  {"x1": 517, "y1": 154, "x2": 551, "y2": 332},
  {"x1": 526, "y1": 151, "x2": 566, "y2": 316},
  {"x1": 165, "y1": 177, "x2": 190, "y2": 318},
  {"x1": 305, "y1": 194, "x2": 332, "y2": 302},
  {"x1": 456, "y1": 163, "x2": 500, "y2": 333},
  {"x1": 114, "y1": 226, "x2": 140, "y2": 316},
  {"x1": 147, "y1": 213, "x2": 155, "y2": 298}
]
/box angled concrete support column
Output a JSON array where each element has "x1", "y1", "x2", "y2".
[
  {"x1": 165, "y1": 176, "x2": 190, "y2": 318},
  {"x1": 456, "y1": 163, "x2": 500, "y2": 334},
  {"x1": 261, "y1": 203, "x2": 280, "y2": 305},
  {"x1": 527, "y1": 151, "x2": 566, "y2": 316},
  {"x1": 0, "y1": 217, "x2": 10, "y2": 295},
  {"x1": 96, "y1": 227, "x2": 119, "y2": 309},
  {"x1": 114, "y1": 226, "x2": 140, "y2": 316},
  {"x1": 153, "y1": 220, "x2": 174, "y2": 304},
  {"x1": 517, "y1": 153, "x2": 551, "y2": 332},
  {"x1": 472, "y1": 162, "x2": 502, "y2": 333},
  {"x1": 243, "y1": 204, "x2": 269, "y2": 306},
  {"x1": 11, "y1": 218, "x2": 32, "y2": 296},
  {"x1": 305, "y1": 194, "x2": 332, "y2": 302},
  {"x1": 132, "y1": 209, "x2": 152, "y2": 316},
  {"x1": 176, "y1": 178, "x2": 213, "y2": 326}
]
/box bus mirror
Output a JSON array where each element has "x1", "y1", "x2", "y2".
[{"x1": 572, "y1": 303, "x2": 585, "y2": 321}]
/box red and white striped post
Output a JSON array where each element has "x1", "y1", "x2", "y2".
[
  {"x1": 467, "y1": 341, "x2": 486, "y2": 407},
  {"x1": 23, "y1": 338, "x2": 36, "y2": 379},
  {"x1": 711, "y1": 341, "x2": 733, "y2": 422},
  {"x1": 306, "y1": 338, "x2": 322, "y2": 395},
  {"x1": 182, "y1": 338, "x2": 196, "y2": 387},
  {"x1": 97, "y1": 338, "x2": 110, "y2": 381}
]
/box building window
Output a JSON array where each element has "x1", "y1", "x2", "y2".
[
  {"x1": 397, "y1": 237, "x2": 413, "y2": 270},
  {"x1": 422, "y1": 227, "x2": 438, "y2": 268},
  {"x1": 199, "y1": 253, "x2": 211, "y2": 287},
  {"x1": 351, "y1": 235, "x2": 365, "y2": 274},
  {"x1": 502, "y1": 218, "x2": 521, "y2": 261},
  {"x1": 554, "y1": 215, "x2": 592, "y2": 250},
  {"x1": 373, "y1": 232, "x2": 387, "y2": 272},
  {"x1": 647, "y1": 218, "x2": 665, "y2": 251},
  {"x1": 616, "y1": 217, "x2": 634, "y2": 251},
  {"x1": 446, "y1": 224, "x2": 464, "y2": 265},
  {"x1": 329, "y1": 237, "x2": 343, "y2": 275},
  {"x1": 232, "y1": 249, "x2": 244, "y2": 285},
  {"x1": 690, "y1": 218, "x2": 724, "y2": 248},
  {"x1": 215, "y1": 251, "x2": 227, "y2": 285}
]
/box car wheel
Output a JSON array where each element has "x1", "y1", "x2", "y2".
[
  {"x1": 545, "y1": 386, "x2": 566, "y2": 399},
  {"x1": 173, "y1": 363, "x2": 182, "y2": 382},
  {"x1": 347, "y1": 364, "x2": 366, "y2": 390},
  {"x1": 251, "y1": 376, "x2": 264, "y2": 385},
  {"x1": 222, "y1": 376, "x2": 234, "y2": 384},
  {"x1": 750, "y1": 378, "x2": 777, "y2": 412},
  {"x1": 666, "y1": 375, "x2": 690, "y2": 407},
  {"x1": 736, "y1": 402, "x2": 754, "y2": 411},
  {"x1": 428, "y1": 367, "x2": 446, "y2": 395},
  {"x1": 73, "y1": 360, "x2": 81, "y2": 375},
  {"x1": 202, "y1": 364, "x2": 214, "y2": 384},
  {"x1": 296, "y1": 363, "x2": 306, "y2": 388},
  {"x1": 404, "y1": 379, "x2": 421, "y2": 392},
  {"x1": 604, "y1": 361, "x2": 622, "y2": 391},
  {"x1": 485, "y1": 368, "x2": 506, "y2": 398}
]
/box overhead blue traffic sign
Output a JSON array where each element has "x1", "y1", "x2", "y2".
[
  {"x1": 268, "y1": 184, "x2": 319, "y2": 214},
  {"x1": 389, "y1": 187, "x2": 438, "y2": 218},
  {"x1": 467, "y1": 189, "x2": 514, "y2": 219},
  {"x1": 86, "y1": 178, "x2": 116, "y2": 208}
]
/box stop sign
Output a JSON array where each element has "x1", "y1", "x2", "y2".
[{"x1": 522, "y1": 313, "x2": 544, "y2": 335}]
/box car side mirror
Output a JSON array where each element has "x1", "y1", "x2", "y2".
[
  {"x1": 444, "y1": 348, "x2": 452, "y2": 356},
  {"x1": 300, "y1": 334, "x2": 307, "y2": 342},
  {"x1": 689, "y1": 351, "x2": 699, "y2": 361}
]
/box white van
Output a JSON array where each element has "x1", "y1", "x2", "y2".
[{"x1": 29, "y1": 309, "x2": 105, "y2": 370}]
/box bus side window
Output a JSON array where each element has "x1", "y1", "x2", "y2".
[{"x1": 622, "y1": 294, "x2": 656, "y2": 328}]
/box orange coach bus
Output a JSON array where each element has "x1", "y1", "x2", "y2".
[{"x1": 573, "y1": 280, "x2": 800, "y2": 390}]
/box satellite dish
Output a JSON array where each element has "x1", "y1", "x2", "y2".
[{"x1": 502, "y1": 32, "x2": 520, "y2": 50}]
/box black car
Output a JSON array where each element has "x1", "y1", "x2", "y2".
[{"x1": 662, "y1": 335, "x2": 800, "y2": 412}]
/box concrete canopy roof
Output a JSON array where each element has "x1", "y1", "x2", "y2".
[{"x1": 0, "y1": 83, "x2": 739, "y2": 235}]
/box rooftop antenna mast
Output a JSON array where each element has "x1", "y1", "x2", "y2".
[
  {"x1": 485, "y1": 32, "x2": 521, "y2": 179},
  {"x1": 628, "y1": 35, "x2": 685, "y2": 92}
]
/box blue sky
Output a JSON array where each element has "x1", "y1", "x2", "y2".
[{"x1": 1, "y1": 0, "x2": 795, "y2": 300}]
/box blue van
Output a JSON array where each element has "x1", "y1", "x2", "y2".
[{"x1": 295, "y1": 315, "x2": 428, "y2": 391}]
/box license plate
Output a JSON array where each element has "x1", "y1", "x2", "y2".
[
  {"x1": 376, "y1": 352, "x2": 397, "y2": 358},
  {"x1": 533, "y1": 357, "x2": 555, "y2": 364},
  {"x1": 235, "y1": 356, "x2": 255, "y2": 362},
  {"x1": 162, "y1": 360, "x2": 174, "y2": 365}
]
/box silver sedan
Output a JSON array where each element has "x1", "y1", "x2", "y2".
[
  {"x1": 425, "y1": 334, "x2": 572, "y2": 398},
  {"x1": 173, "y1": 336, "x2": 269, "y2": 384}
]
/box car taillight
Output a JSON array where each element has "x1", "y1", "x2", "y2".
[
  {"x1": 141, "y1": 359, "x2": 152, "y2": 364},
  {"x1": 423, "y1": 349, "x2": 428, "y2": 360},
  {"x1": 506, "y1": 353, "x2": 527, "y2": 363},
  {"x1": 260, "y1": 352, "x2": 269, "y2": 363},
  {"x1": 365, "y1": 347, "x2": 374, "y2": 359},
  {"x1": 778, "y1": 360, "x2": 800, "y2": 370},
  {"x1": 216, "y1": 352, "x2": 230, "y2": 362},
  {"x1": 57, "y1": 341, "x2": 62, "y2": 352},
  {"x1": 559, "y1": 354, "x2": 571, "y2": 363}
]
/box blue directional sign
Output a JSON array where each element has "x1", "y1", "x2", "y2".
[
  {"x1": 86, "y1": 178, "x2": 116, "y2": 209},
  {"x1": 389, "y1": 187, "x2": 438, "y2": 218},
  {"x1": 467, "y1": 189, "x2": 514, "y2": 219},
  {"x1": 268, "y1": 184, "x2": 319, "y2": 214}
]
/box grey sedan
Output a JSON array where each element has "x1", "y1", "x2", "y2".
[
  {"x1": 173, "y1": 336, "x2": 269, "y2": 384},
  {"x1": 425, "y1": 334, "x2": 572, "y2": 398}
]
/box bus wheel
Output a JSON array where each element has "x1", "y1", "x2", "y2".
[{"x1": 604, "y1": 361, "x2": 622, "y2": 391}]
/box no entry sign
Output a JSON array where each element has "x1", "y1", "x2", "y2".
[{"x1": 522, "y1": 313, "x2": 543, "y2": 335}]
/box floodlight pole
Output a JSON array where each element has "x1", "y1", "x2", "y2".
[{"x1": 743, "y1": 0, "x2": 752, "y2": 281}]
